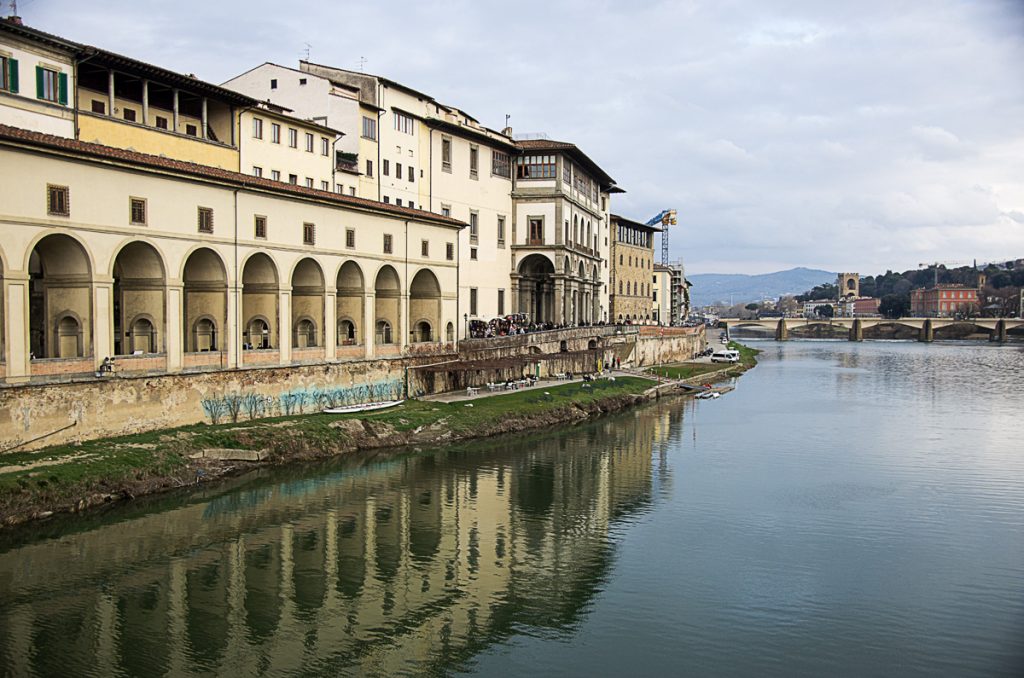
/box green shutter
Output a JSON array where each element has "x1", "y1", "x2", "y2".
[
  {"x1": 35, "y1": 65, "x2": 43, "y2": 99},
  {"x1": 57, "y1": 72, "x2": 68, "y2": 105},
  {"x1": 7, "y1": 58, "x2": 17, "y2": 93}
]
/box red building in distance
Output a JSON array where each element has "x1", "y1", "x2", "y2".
[{"x1": 910, "y1": 285, "x2": 980, "y2": 317}]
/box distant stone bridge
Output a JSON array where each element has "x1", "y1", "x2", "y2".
[{"x1": 721, "y1": 317, "x2": 1024, "y2": 342}]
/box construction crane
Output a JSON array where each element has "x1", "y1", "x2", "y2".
[
  {"x1": 918, "y1": 260, "x2": 970, "y2": 286},
  {"x1": 646, "y1": 209, "x2": 677, "y2": 266}
]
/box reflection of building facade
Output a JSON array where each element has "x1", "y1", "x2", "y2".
[
  {"x1": 610, "y1": 215, "x2": 659, "y2": 323},
  {"x1": 0, "y1": 408, "x2": 668, "y2": 674}
]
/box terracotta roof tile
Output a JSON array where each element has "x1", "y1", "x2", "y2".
[{"x1": 0, "y1": 124, "x2": 465, "y2": 228}]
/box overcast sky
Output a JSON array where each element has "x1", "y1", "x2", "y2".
[{"x1": 18, "y1": 0, "x2": 1024, "y2": 274}]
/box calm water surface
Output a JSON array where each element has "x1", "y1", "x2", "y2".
[{"x1": 0, "y1": 341, "x2": 1022, "y2": 677}]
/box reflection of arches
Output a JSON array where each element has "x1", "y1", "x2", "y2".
[
  {"x1": 56, "y1": 312, "x2": 83, "y2": 358},
  {"x1": 182, "y1": 248, "x2": 227, "y2": 353},
  {"x1": 374, "y1": 265, "x2": 401, "y2": 346},
  {"x1": 242, "y1": 253, "x2": 278, "y2": 351},
  {"x1": 409, "y1": 269, "x2": 441, "y2": 343},
  {"x1": 446, "y1": 322, "x2": 454, "y2": 342},
  {"x1": 113, "y1": 240, "x2": 166, "y2": 356},
  {"x1": 337, "y1": 317, "x2": 356, "y2": 345},
  {"x1": 518, "y1": 254, "x2": 556, "y2": 323},
  {"x1": 291, "y1": 258, "x2": 324, "y2": 349},
  {"x1": 375, "y1": 319, "x2": 393, "y2": 345},
  {"x1": 337, "y1": 261, "x2": 364, "y2": 344},
  {"x1": 29, "y1": 233, "x2": 93, "y2": 359}
]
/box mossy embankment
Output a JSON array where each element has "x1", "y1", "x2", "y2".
[
  {"x1": 0, "y1": 376, "x2": 659, "y2": 527},
  {"x1": 645, "y1": 340, "x2": 760, "y2": 381}
]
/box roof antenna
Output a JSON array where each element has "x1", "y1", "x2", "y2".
[
  {"x1": 358, "y1": 56, "x2": 367, "y2": 72},
  {"x1": 302, "y1": 43, "x2": 311, "y2": 61}
]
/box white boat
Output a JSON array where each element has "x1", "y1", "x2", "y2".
[{"x1": 322, "y1": 400, "x2": 404, "y2": 415}]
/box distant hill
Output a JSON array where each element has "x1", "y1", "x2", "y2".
[{"x1": 689, "y1": 267, "x2": 835, "y2": 307}]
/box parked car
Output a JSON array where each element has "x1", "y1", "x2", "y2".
[{"x1": 711, "y1": 349, "x2": 741, "y2": 363}]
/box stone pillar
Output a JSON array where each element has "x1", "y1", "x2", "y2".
[
  {"x1": 142, "y1": 79, "x2": 149, "y2": 126},
  {"x1": 993, "y1": 319, "x2": 1007, "y2": 343},
  {"x1": 324, "y1": 289, "x2": 337, "y2": 359},
  {"x1": 93, "y1": 280, "x2": 114, "y2": 366},
  {"x1": 919, "y1": 319, "x2": 934, "y2": 343},
  {"x1": 510, "y1": 278, "x2": 520, "y2": 314},
  {"x1": 400, "y1": 292, "x2": 410, "y2": 349},
  {"x1": 775, "y1": 318, "x2": 788, "y2": 341},
  {"x1": 554, "y1": 278, "x2": 565, "y2": 325},
  {"x1": 278, "y1": 288, "x2": 292, "y2": 363},
  {"x1": 363, "y1": 292, "x2": 375, "y2": 359},
  {"x1": 4, "y1": 272, "x2": 30, "y2": 382},
  {"x1": 201, "y1": 97, "x2": 208, "y2": 140},
  {"x1": 850, "y1": 318, "x2": 863, "y2": 342},
  {"x1": 107, "y1": 70, "x2": 115, "y2": 118},
  {"x1": 172, "y1": 89, "x2": 180, "y2": 133},
  {"x1": 166, "y1": 283, "x2": 183, "y2": 372},
  {"x1": 226, "y1": 283, "x2": 240, "y2": 369}
]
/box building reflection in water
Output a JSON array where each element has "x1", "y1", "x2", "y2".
[{"x1": 0, "y1": 402, "x2": 680, "y2": 676}]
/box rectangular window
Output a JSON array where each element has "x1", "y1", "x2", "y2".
[
  {"x1": 528, "y1": 217, "x2": 543, "y2": 244},
  {"x1": 46, "y1": 184, "x2": 69, "y2": 216},
  {"x1": 270, "y1": 78, "x2": 278, "y2": 89},
  {"x1": 305, "y1": 132, "x2": 314, "y2": 153},
  {"x1": 469, "y1": 145, "x2": 479, "y2": 178},
  {"x1": 185, "y1": 123, "x2": 198, "y2": 137},
  {"x1": 498, "y1": 289, "x2": 505, "y2": 316},
  {"x1": 396, "y1": 162, "x2": 403, "y2": 179},
  {"x1": 271, "y1": 169, "x2": 281, "y2": 181},
  {"x1": 303, "y1": 222, "x2": 315, "y2": 246},
  {"x1": 36, "y1": 66, "x2": 64, "y2": 104},
  {"x1": 441, "y1": 204, "x2": 451, "y2": 218},
  {"x1": 469, "y1": 212, "x2": 479, "y2": 243},
  {"x1": 0, "y1": 56, "x2": 16, "y2": 93},
  {"x1": 197, "y1": 207, "x2": 214, "y2": 233},
  {"x1": 497, "y1": 216, "x2": 506, "y2": 246},
  {"x1": 470, "y1": 288, "x2": 478, "y2": 315},
  {"x1": 383, "y1": 233, "x2": 393, "y2": 254},
  {"x1": 421, "y1": 240, "x2": 429, "y2": 257},
  {"x1": 91, "y1": 100, "x2": 105, "y2": 114},
  {"x1": 383, "y1": 196, "x2": 390, "y2": 204},
  {"x1": 271, "y1": 123, "x2": 281, "y2": 143},
  {"x1": 393, "y1": 110, "x2": 414, "y2": 134},
  {"x1": 563, "y1": 160, "x2": 572, "y2": 184},
  {"x1": 253, "y1": 117, "x2": 263, "y2": 139},
  {"x1": 396, "y1": 198, "x2": 402, "y2": 207},
  {"x1": 407, "y1": 201, "x2": 414, "y2": 209},
  {"x1": 288, "y1": 128, "x2": 298, "y2": 148},
  {"x1": 321, "y1": 180, "x2": 329, "y2": 191},
  {"x1": 288, "y1": 174, "x2": 298, "y2": 185},
  {"x1": 383, "y1": 159, "x2": 390, "y2": 176},
  {"x1": 254, "y1": 215, "x2": 267, "y2": 239},
  {"x1": 366, "y1": 159, "x2": 373, "y2": 177},
  {"x1": 305, "y1": 177, "x2": 314, "y2": 188},
  {"x1": 129, "y1": 197, "x2": 146, "y2": 225},
  {"x1": 441, "y1": 136, "x2": 452, "y2": 172},
  {"x1": 123, "y1": 108, "x2": 136, "y2": 122},
  {"x1": 516, "y1": 154, "x2": 556, "y2": 179},
  {"x1": 321, "y1": 137, "x2": 330, "y2": 156},
  {"x1": 470, "y1": 247, "x2": 478, "y2": 260},
  {"x1": 155, "y1": 115, "x2": 168, "y2": 130},
  {"x1": 408, "y1": 165, "x2": 414, "y2": 182},
  {"x1": 349, "y1": 187, "x2": 356, "y2": 196},
  {"x1": 446, "y1": 242, "x2": 454, "y2": 260},
  {"x1": 362, "y1": 116, "x2": 377, "y2": 140},
  {"x1": 491, "y1": 150, "x2": 510, "y2": 178},
  {"x1": 252, "y1": 166, "x2": 263, "y2": 177},
  {"x1": 345, "y1": 228, "x2": 355, "y2": 248}
]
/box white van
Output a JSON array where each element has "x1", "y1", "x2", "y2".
[{"x1": 711, "y1": 349, "x2": 740, "y2": 363}]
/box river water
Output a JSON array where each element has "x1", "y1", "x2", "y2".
[{"x1": 0, "y1": 341, "x2": 1022, "y2": 677}]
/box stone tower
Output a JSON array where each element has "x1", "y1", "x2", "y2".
[{"x1": 837, "y1": 272, "x2": 859, "y2": 299}]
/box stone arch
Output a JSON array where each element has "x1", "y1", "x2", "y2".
[
  {"x1": 518, "y1": 253, "x2": 555, "y2": 324},
  {"x1": 182, "y1": 248, "x2": 227, "y2": 353},
  {"x1": 55, "y1": 311, "x2": 84, "y2": 358},
  {"x1": 409, "y1": 268, "x2": 441, "y2": 343},
  {"x1": 374, "y1": 265, "x2": 401, "y2": 346},
  {"x1": 336, "y1": 261, "x2": 365, "y2": 345},
  {"x1": 242, "y1": 252, "x2": 279, "y2": 351},
  {"x1": 446, "y1": 321, "x2": 454, "y2": 343},
  {"x1": 29, "y1": 233, "x2": 93, "y2": 359},
  {"x1": 113, "y1": 241, "x2": 166, "y2": 356},
  {"x1": 578, "y1": 261, "x2": 585, "y2": 279},
  {"x1": 588, "y1": 338, "x2": 598, "y2": 350},
  {"x1": 291, "y1": 258, "x2": 325, "y2": 350}
]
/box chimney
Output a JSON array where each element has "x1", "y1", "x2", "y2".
[
  {"x1": 501, "y1": 126, "x2": 513, "y2": 137},
  {"x1": 8, "y1": 15, "x2": 23, "y2": 25}
]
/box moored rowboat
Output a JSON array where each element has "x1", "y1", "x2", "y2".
[{"x1": 322, "y1": 400, "x2": 404, "y2": 415}]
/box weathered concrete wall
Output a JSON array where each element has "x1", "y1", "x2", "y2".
[{"x1": 631, "y1": 326, "x2": 706, "y2": 367}]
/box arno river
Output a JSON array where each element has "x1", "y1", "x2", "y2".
[{"x1": 0, "y1": 341, "x2": 1022, "y2": 677}]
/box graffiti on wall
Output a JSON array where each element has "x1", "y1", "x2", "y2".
[{"x1": 200, "y1": 379, "x2": 404, "y2": 424}]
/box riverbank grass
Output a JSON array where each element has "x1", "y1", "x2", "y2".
[{"x1": 0, "y1": 376, "x2": 656, "y2": 521}]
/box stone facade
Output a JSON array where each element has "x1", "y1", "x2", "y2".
[{"x1": 610, "y1": 215, "x2": 659, "y2": 323}]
